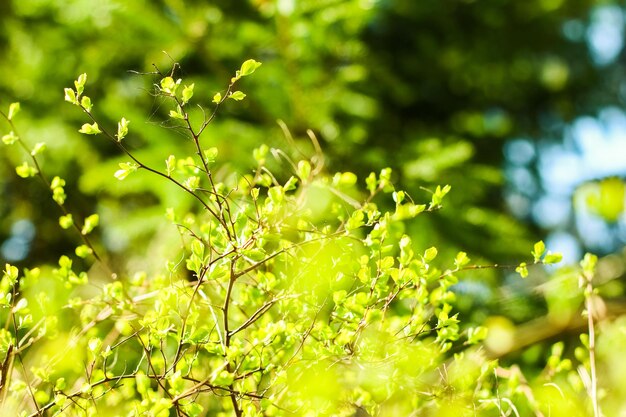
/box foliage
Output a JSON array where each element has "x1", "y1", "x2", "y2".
[{"x1": 0, "y1": 59, "x2": 620, "y2": 417}]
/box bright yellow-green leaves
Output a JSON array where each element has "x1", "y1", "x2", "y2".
[
  {"x1": 7, "y1": 102, "x2": 20, "y2": 120},
  {"x1": 2, "y1": 131, "x2": 18, "y2": 145},
  {"x1": 78, "y1": 122, "x2": 101, "y2": 135},
  {"x1": 114, "y1": 161, "x2": 139, "y2": 180},
  {"x1": 15, "y1": 162, "x2": 38, "y2": 178},
  {"x1": 116, "y1": 117, "x2": 130, "y2": 141}
]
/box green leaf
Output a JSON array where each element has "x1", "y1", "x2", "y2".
[
  {"x1": 166, "y1": 155, "x2": 176, "y2": 176},
  {"x1": 543, "y1": 251, "x2": 563, "y2": 265},
  {"x1": 78, "y1": 123, "x2": 101, "y2": 135},
  {"x1": 283, "y1": 176, "x2": 298, "y2": 191},
  {"x1": 297, "y1": 160, "x2": 311, "y2": 181},
  {"x1": 203, "y1": 147, "x2": 218, "y2": 163},
  {"x1": 454, "y1": 251, "x2": 470, "y2": 268},
  {"x1": 80, "y1": 96, "x2": 93, "y2": 112},
  {"x1": 467, "y1": 326, "x2": 488, "y2": 344},
  {"x1": 64, "y1": 88, "x2": 78, "y2": 105},
  {"x1": 3, "y1": 264, "x2": 18, "y2": 284},
  {"x1": 2, "y1": 131, "x2": 19, "y2": 145},
  {"x1": 81, "y1": 214, "x2": 99, "y2": 235},
  {"x1": 59, "y1": 214, "x2": 73, "y2": 229},
  {"x1": 229, "y1": 91, "x2": 246, "y2": 101},
  {"x1": 182, "y1": 83, "x2": 194, "y2": 104},
  {"x1": 16, "y1": 162, "x2": 38, "y2": 178},
  {"x1": 74, "y1": 73, "x2": 87, "y2": 95},
  {"x1": 182, "y1": 403, "x2": 204, "y2": 417},
  {"x1": 114, "y1": 162, "x2": 139, "y2": 180},
  {"x1": 75, "y1": 245, "x2": 93, "y2": 258},
  {"x1": 515, "y1": 262, "x2": 528, "y2": 278},
  {"x1": 365, "y1": 172, "x2": 377, "y2": 194},
  {"x1": 169, "y1": 105, "x2": 185, "y2": 119},
  {"x1": 239, "y1": 59, "x2": 262, "y2": 77},
  {"x1": 212, "y1": 92, "x2": 222, "y2": 104},
  {"x1": 7, "y1": 102, "x2": 20, "y2": 120},
  {"x1": 160, "y1": 76, "x2": 180, "y2": 95},
  {"x1": 532, "y1": 240, "x2": 546, "y2": 263},
  {"x1": 423, "y1": 247, "x2": 438, "y2": 262},
  {"x1": 580, "y1": 253, "x2": 598, "y2": 275},
  {"x1": 30, "y1": 142, "x2": 46, "y2": 156},
  {"x1": 116, "y1": 117, "x2": 130, "y2": 141},
  {"x1": 393, "y1": 190, "x2": 405, "y2": 204}
]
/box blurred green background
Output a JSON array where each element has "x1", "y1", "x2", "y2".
[{"x1": 1, "y1": 0, "x2": 626, "y2": 382}]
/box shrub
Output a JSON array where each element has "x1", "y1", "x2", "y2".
[{"x1": 0, "y1": 59, "x2": 605, "y2": 417}]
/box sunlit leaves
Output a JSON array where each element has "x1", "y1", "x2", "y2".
[
  {"x1": 212, "y1": 92, "x2": 222, "y2": 103},
  {"x1": 59, "y1": 214, "x2": 73, "y2": 229},
  {"x1": 114, "y1": 162, "x2": 139, "y2": 180},
  {"x1": 15, "y1": 162, "x2": 38, "y2": 178},
  {"x1": 181, "y1": 83, "x2": 194, "y2": 105},
  {"x1": 116, "y1": 117, "x2": 130, "y2": 141},
  {"x1": 81, "y1": 214, "x2": 99, "y2": 235},
  {"x1": 515, "y1": 262, "x2": 528, "y2": 278},
  {"x1": 229, "y1": 91, "x2": 246, "y2": 101},
  {"x1": 31, "y1": 142, "x2": 46, "y2": 156},
  {"x1": 232, "y1": 59, "x2": 262, "y2": 83},
  {"x1": 80, "y1": 96, "x2": 93, "y2": 112},
  {"x1": 160, "y1": 76, "x2": 181, "y2": 95},
  {"x1": 166, "y1": 155, "x2": 176, "y2": 176},
  {"x1": 2, "y1": 131, "x2": 19, "y2": 145},
  {"x1": 50, "y1": 176, "x2": 66, "y2": 204},
  {"x1": 532, "y1": 240, "x2": 546, "y2": 263},
  {"x1": 78, "y1": 122, "x2": 101, "y2": 135},
  {"x1": 64, "y1": 88, "x2": 78, "y2": 105},
  {"x1": 169, "y1": 105, "x2": 185, "y2": 120},
  {"x1": 74, "y1": 73, "x2": 87, "y2": 95},
  {"x1": 7, "y1": 102, "x2": 20, "y2": 120}
]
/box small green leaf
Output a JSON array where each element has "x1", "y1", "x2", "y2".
[
  {"x1": 239, "y1": 59, "x2": 262, "y2": 77},
  {"x1": 532, "y1": 240, "x2": 546, "y2": 263},
  {"x1": 454, "y1": 251, "x2": 470, "y2": 268},
  {"x1": 2, "y1": 131, "x2": 19, "y2": 145},
  {"x1": 166, "y1": 155, "x2": 176, "y2": 176},
  {"x1": 182, "y1": 83, "x2": 194, "y2": 105},
  {"x1": 169, "y1": 105, "x2": 185, "y2": 119},
  {"x1": 203, "y1": 147, "x2": 218, "y2": 163},
  {"x1": 229, "y1": 91, "x2": 246, "y2": 101},
  {"x1": 64, "y1": 88, "x2": 78, "y2": 105},
  {"x1": 78, "y1": 123, "x2": 101, "y2": 135},
  {"x1": 30, "y1": 142, "x2": 46, "y2": 156},
  {"x1": 59, "y1": 214, "x2": 73, "y2": 229},
  {"x1": 116, "y1": 117, "x2": 130, "y2": 141},
  {"x1": 80, "y1": 96, "x2": 93, "y2": 112},
  {"x1": 212, "y1": 92, "x2": 222, "y2": 104},
  {"x1": 423, "y1": 247, "x2": 438, "y2": 262},
  {"x1": 284, "y1": 176, "x2": 298, "y2": 191},
  {"x1": 515, "y1": 262, "x2": 528, "y2": 278},
  {"x1": 16, "y1": 162, "x2": 38, "y2": 178},
  {"x1": 74, "y1": 73, "x2": 87, "y2": 95},
  {"x1": 165, "y1": 155, "x2": 176, "y2": 176},
  {"x1": 81, "y1": 214, "x2": 99, "y2": 235},
  {"x1": 580, "y1": 253, "x2": 598, "y2": 275},
  {"x1": 543, "y1": 251, "x2": 563, "y2": 265},
  {"x1": 114, "y1": 162, "x2": 139, "y2": 180},
  {"x1": 160, "y1": 76, "x2": 180, "y2": 95},
  {"x1": 467, "y1": 326, "x2": 488, "y2": 344},
  {"x1": 7, "y1": 102, "x2": 20, "y2": 120},
  {"x1": 3, "y1": 264, "x2": 18, "y2": 284},
  {"x1": 182, "y1": 403, "x2": 204, "y2": 417},
  {"x1": 75, "y1": 245, "x2": 93, "y2": 258},
  {"x1": 297, "y1": 160, "x2": 311, "y2": 182},
  {"x1": 393, "y1": 190, "x2": 405, "y2": 204}
]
